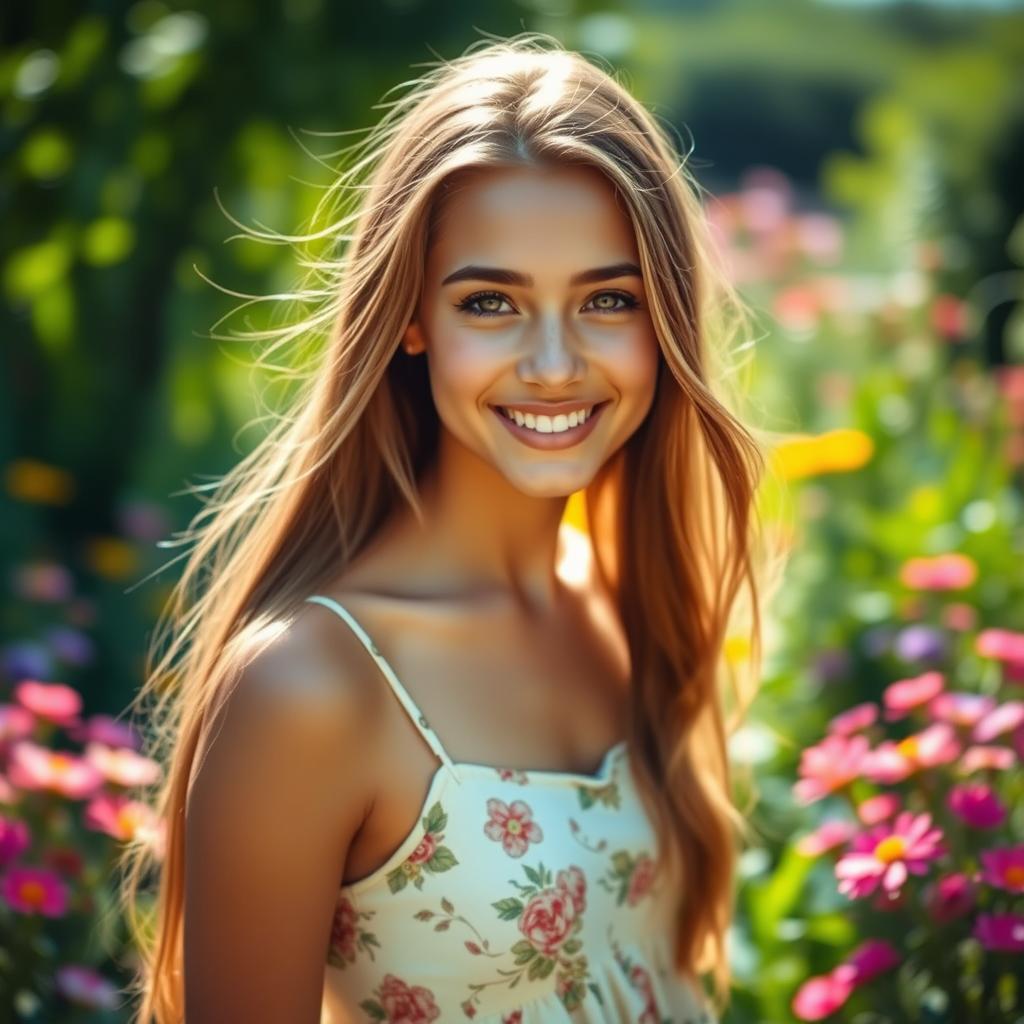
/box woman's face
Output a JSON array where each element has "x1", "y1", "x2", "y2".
[{"x1": 404, "y1": 163, "x2": 660, "y2": 498}]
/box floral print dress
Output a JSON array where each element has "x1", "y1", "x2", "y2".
[{"x1": 308, "y1": 595, "x2": 717, "y2": 1024}]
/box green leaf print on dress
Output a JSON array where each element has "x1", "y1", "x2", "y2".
[
  {"x1": 457, "y1": 861, "x2": 592, "y2": 1018},
  {"x1": 574, "y1": 777, "x2": 620, "y2": 810},
  {"x1": 386, "y1": 800, "x2": 458, "y2": 894}
]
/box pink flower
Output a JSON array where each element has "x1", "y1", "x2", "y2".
[
  {"x1": 519, "y1": 885, "x2": 578, "y2": 956},
  {"x1": 66, "y1": 713, "x2": 142, "y2": 750},
  {"x1": 483, "y1": 798, "x2": 543, "y2": 858},
  {"x1": 973, "y1": 912, "x2": 1024, "y2": 952},
  {"x1": 925, "y1": 872, "x2": 975, "y2": 923},
  {"x1": 882, "y1": 670, "x2": 944, "y2": 721},
  {"x1": 11, "y1": 561, "x2": 74, "y2": 602},
  {"x1": 792, "y1": 971, "x2": 854, "y2": 1020},
  {"x1": 796, "y1": 820, "x2": 858, "y2": 857},
  {"x1": 0, "y1": 772, "x2": 18, "y2": 805},
  {"x1": 978, "y1": 845, "x2": 1024, "y2": 892},
  {"x1": 941, "y1": 602, "x2": 977, "y2": 631},
  {"x1": 835, "y1": 811, "x2": 946, "y2": 900},
  {"x1": 958, "y1": 744, "x2": 1017, "y2": 774},
  {"x1": 973, "y1": 700, "x2": 1024, "y2": 742},
  {"x1": 625, "y1": 854, "x2": 656, "y2": 906},
  {"x1": 83, "y1": 742, "x2": 161, "y2": 787},
  {"x1": 793, "y1": 733, "x2": 869, "y2": 805},
  {"x1": 947, "y1": 782, "x2": 1006, "y2": 828},
  {"x1": 7, "y1": 740, "x2": 104, "y2": 799},
  {"x1": 54, "y1": 964, "x2": 121, "y2": 1010},
  {"x1": 1, "y1": 864, "x2": 70, "y2": 916},
  {"x1": 406, "y1": 832, "x2": 438, "y2": 866},
  {"x1": 860, "y1": 722, "x2": 960, "y2": 783},
  {"x1": 856, "y1": 793, "x2": 901, "y2": 826},
  {"x1": 556, "y1": 865, "x2": 587, "y2": 915},
  {"x1": 899, "y1": 553, "x2": 977, "y2": 591},
  {"x1": 376, "y1": 973, "x2": 440, "y2": 1023},
  {"x1": 83, "y1": 792, "x2": 160, "y2": 841},
  {"x1": 826, "y1": 702, "x2": 878, "y2": 736},
  {"x1": 975, "y1": 627, "x2": 1024, "y2": 666},
  {"x1": 0, "y1": 704, "x2": 35, "y2": 745},
  {"x1": 928, "y1": 691, "x2": 996, "y2": 728},
  {"x1": 0, "y1": 814, "x2": 30, "y2": 866},
  {"x1": 328, "y1": 895, "x2": 358, "y2": 964},
  {"x1": 13, "y1": 680, "x2": 82, "y2": 728},
  {"x1": 930, "y1": 294, "x2": 968, "y2": 338}
]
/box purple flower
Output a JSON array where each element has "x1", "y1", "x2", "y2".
[
  {"x1": 894, "y1": 624, "x2": 946, "y2": 663},
  {"x1": 973, "y1": 912, "x2": 1024, "y2": 952}
]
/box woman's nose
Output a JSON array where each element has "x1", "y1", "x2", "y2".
[{"x1": 518, "y1": 320, "x2": 585, "y2": 387}]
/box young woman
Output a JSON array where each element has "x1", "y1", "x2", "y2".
[{"x1": 119, "y1": 32, "x2": 780, "y2": 1024}]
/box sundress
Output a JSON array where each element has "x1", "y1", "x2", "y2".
[{"x1": 309, "y1": 594, "x2": 718, "y2": 1024}]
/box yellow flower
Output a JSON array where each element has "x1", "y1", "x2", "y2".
[
  {"x1": 5, "y1": 459, "x2": 75, "y2": 504},
  {"x1": 772, "y1": 429, "x2": 874, "y2": 481}
]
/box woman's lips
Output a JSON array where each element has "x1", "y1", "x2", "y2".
[{"x1": 490, "y1": 401, "x2": 610, "y2": 450}]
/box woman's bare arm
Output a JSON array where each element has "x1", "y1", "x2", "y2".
[{"x1": 183, "y1": 615, "x2": 379, "y2": 1024}]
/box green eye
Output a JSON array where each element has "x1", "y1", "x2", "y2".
[{"x1": 453, "y1": 290, "x2": 641, "y2": 318}]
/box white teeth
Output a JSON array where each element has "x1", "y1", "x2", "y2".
[{"x1": 501, "y1": 405, "x2": 596, "y2": 434}]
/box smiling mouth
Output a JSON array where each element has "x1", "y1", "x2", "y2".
[{"x1": 493, "y1": 401, "x2": 610, "y2": 434}]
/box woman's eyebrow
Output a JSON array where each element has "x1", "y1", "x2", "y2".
[{"x1": 440, "y1": 261, "x2": 642, "y2": 288}]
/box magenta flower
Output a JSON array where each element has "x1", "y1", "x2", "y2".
[
  {"x1": 13, "y1": 680, "x2": 82, "y2": 728},
  {"x1": 882, "y1": 670, "x2": 944, "y2": 721},
  {"x1": 0, "y1": 814, "x2": 30, "y2": 866},
  {"x1": 978, "y1": 846, "x2": 1024, "y2": 893},
  {"x1": 794, "y1": 733, "x2": 869, "y2": 805},
  {"x1": 856, "y1": 792, "x2": 901, "y2": 826},
  {"x1": 860, "y1": 722, "x2": 961, "y2": 783},
  {"x1": 827, "y1": 702, "x2": 878, "y2": 736},
  {"x1": 973, "y1": 912, "x2": 1024, "y2": 952},
  {"x1": 898, "y1": 552, "x2": 977, "y2": 590},
  {"x1": 55, "y1": 964, "x2": 122, "y2": 1010},
  {"x1": 1, "y1": 864, "x2": 70, "y2": 916},
  {"x1": 928, "y1": 691, "x2": 996, "y2": 728},
  {"x1": 796, "y1": 819, "x2": 858, "y2": 857},
  {"x1": 973, "y1": 700, "x2": 1024, "y2": 742},
  {"x1": 947, "y1": 782, "x2": 1006, "y2": 828},
  {"x1": 7, "y1": 740, "x2": 104, "y2": 799},
  {"x1": 842, "y1": 938, "x2": 901, "y2": 984},
  {"x1": 958, "y1": 744, "x2": 1017, "y2": 774},
  {"x1": 791, "y1": 970, "x2": 854, "y2": 1021},
  {"x1": 835, "y1": 811, "x2": 946, "y2": 899},
  {"x1": 925, "y1": 872, "x2": 975, "y2": 923}
]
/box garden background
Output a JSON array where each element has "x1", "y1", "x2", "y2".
[{"x1": 1, "y1": 1, "x2": 1022, "y2": 1021}]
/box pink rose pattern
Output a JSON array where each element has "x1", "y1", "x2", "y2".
[
  {"x1": 598, "y1": 849, "x2": 661, "y2": 906},
  {"x1": 327, "y1": 893, "x2": 380, "y2": 969},
  {"x1": 338, "y1": 753, "x2": 711, "y2": 1022},
  {"x1": 359, "y1": 972, "x2": 441, "y2": 1023},
  {"x1": 385, "y1": 800, "x2": 458, "y2": 894}
]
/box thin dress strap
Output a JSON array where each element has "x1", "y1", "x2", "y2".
[{"x1": 304, "y1": 594, "x2": 463, "y2": 783}]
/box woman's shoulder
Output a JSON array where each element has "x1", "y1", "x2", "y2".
[{"x1": 190, "y1": 599, "x2": 389, "y2": 801}]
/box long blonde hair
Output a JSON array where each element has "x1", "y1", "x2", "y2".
[{"x1": 118, "y1": 31, "x2": 785, "y2": 1022}]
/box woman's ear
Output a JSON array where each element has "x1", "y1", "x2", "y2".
[{"x1": 402, "y1": 321, "x2": 426, "y2": 355}]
